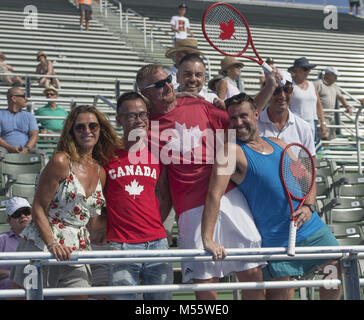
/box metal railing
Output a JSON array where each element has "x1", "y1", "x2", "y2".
[{"x1": 0, "y1": 246, "x2": 363, "y2": 300}]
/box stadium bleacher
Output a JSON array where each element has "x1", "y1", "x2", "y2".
[{"x1": 1, "y1": 0, "x2": 364, "y2": 300}]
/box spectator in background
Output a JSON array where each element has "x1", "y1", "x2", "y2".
[
  {"x1": 0, "y1": 87, "x2": 39, "y2": 154},
  {"x1": 258, "y1": 71, "x2": 316, "y2": 156},
  {"x1": 105, "y1": 92, "x2": 173, "y2": 300},
  {"x1": 288, "y1": 57, "x2": 326, "y2": 140},
  {"x1": 259, "y1": 57, "x2": 276, "y2": 87},
  {"x1": 170, "y1": 3, "x2": 194, "y2": 42},
  {"x1": 349, "y1": 0, "x2": 361, "y2": 16},
  {"x1": 314, "y1": 67, "x2": 353, "y2": 140},
  {"x1": 35, "y1": 51, "x2": 61, "y2": 90},
  {"x1": 0, "y1": 197, "x2": 32, "y2": 290},
  {"x1": 79, "y1": 0, "x2": 99, "y2": 31},
  {"x1": 0, "y1": 52, "x2": 24, "y2": 87},
  {"x1": 10, "y1": 105, "x2": 120, "y2": 300},
  {"x1": 35, "y1": 86, "x2": 68, "y2": 139},
  {"x1": 208, "y1": 75, "x2": 224, "y2": 95},
  {"x1": 165, "y1": 38, "x2": 203, "y2": 90},
  {"x1": 216, "y1": 56, "x2": 244, "y2": 100}
]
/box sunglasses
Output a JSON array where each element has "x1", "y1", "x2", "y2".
[
  {"x1": 143, "y1": 74, "x2": 173, "y2": 89},
  {"x1": 273, "y1": 85, "x2": 293, "y2": 96},
  {"x1": 11, "y1": 208, "x2": 31, "y2": 219},
  {"x1": 225, "y1": 92, "x2": 255, "y2": 109},
  {"x1": 12, "y1": 94, "x2": 26, "y2": 99},
  {"x1": 46, "y1": 92, "x2": 57, "y2": 97},
  {"x1": 74, "y1": 122, "x2": 100, "y2": 133},
  {"x1": 120, "y1": 111, "x2": 149, "y2": 122}
]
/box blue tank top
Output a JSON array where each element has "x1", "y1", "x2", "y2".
[{"x1": 236, "y1": 137, "x2": 324, "y2": 247}]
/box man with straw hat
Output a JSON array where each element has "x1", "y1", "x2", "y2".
[{"x1": 165, "y1": 38, "x2": 203, "y2": 90}]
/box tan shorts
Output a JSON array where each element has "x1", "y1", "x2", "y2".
[{"x1": 10, "y1": 239, "x2": 92, "y2": 289}]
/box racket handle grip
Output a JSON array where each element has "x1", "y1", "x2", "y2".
[
  {"x1": 261, "y1": 62, "x2": 285, "y2": 86},
  {"x1": 287, "y1": 220, "x2": 297, "y2": 256}
]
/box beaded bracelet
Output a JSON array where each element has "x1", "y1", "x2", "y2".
[{"x1": 46, "y1": 241, "x2": 58, "y2": 249}]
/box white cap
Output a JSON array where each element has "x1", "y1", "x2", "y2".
[
  {"x1": 279, "y1": 70, "x2": 294, "y2": 86},
  {"x1": 5, "y1": 197, "x2": 31, "y2": 216},
  {"x1": 324, "y1": 67, "x2": 340, "y2": 77}
]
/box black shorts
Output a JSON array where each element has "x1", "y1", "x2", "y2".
[{"x1": 79, "y1": 4, "x2": 93, "y2": 20}]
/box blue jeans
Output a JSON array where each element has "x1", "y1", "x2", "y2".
[{"x1": 108, "y1": 238, "x2": 173, "y2": 300}]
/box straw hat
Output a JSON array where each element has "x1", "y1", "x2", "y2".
[
  {"x1": 165, "y1": 38, "x2": 203, "y2": 59},
  {"x1": 219, "y1": 56, "x2": 244, "y2": 74},
  {"x1": 43, "y1": 85, "x2": 59, "y2": 96},
  {"x1": 0, "y1": 52, "x2": 6, "y2": 60},
  {"x1": 36, "y1": 51, "x2": 47, "y2": 61}
]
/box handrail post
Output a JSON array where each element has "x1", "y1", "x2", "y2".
[
  {"x1": 115, "y1": 80, "x2": 120, "y2": 100},
  {"x1": 341, "y1": 253, "x2": 362, "y2": 300},
  {"x1": 143, "y1": 17, "x2": 147, "y2": 48},
  {"x1": 150, "y1": 27, "x2": 154, "y2": 52},
  {"x1": 100, "y1": 0, "x2": 103, "y2": 13},
  {"x1": 25, "y1": 260, "x2": 44, "y2": 300},
  {"x1": 355, "y1": 107, "x2": 363, "y2": 174},
  {"x1": 25, "y1": 76, "x2": 31, "y2": 98},
  {"x1": 105, "y1": 0, "x2": 108, "y2": 17},
  {"x1": 119, "y1": 2, "x2": 122, "y2": 31}
]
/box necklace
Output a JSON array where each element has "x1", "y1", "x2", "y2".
[{"x1": 248, "y1": 139, "x2": 267, "y2": 154}]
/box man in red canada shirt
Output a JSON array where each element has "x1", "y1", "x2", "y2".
[
  {"x1": 136, "y1": 64, "x2": 278, "y2": 300},
  {"x1": 104, "y1": 92, "x2": 173, "y2": 300}
]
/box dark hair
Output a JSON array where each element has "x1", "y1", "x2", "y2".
[
  {"x1": 178, "y1": 53, "x2": 205, "y2": 70},
  {"x1": 116, "y1": 92, "x2": 146, "y2": 115},
  {"x1": 225, "y1": 92, "x2": 257, "y2": 111}
]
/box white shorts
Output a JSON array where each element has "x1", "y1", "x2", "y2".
[{"x1": 178, "y1": 187, "x2": 264, "y2": 283}]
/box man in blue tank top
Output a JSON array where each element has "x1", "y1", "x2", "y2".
[{"x1": 201, "y1": 92, "x2": 341, "y2": 300}]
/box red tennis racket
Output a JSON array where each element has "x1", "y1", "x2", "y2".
[
  {"x1": 280, "y1": 143, "x2": 315, "y2": 256},
  {"x1": 202, "y1": 2, "x2": 282, "y2": 81}
]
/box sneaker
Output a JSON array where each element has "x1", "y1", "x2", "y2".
[{"x1": 80, "y1": 25, "x2": 84, "y2": 30}]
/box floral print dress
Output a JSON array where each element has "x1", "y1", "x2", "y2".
[{"x1": 21, "y1": 162, "x2": 105, "y2": 252}]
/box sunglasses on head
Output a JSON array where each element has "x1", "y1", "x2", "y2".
[
  {"x1": 74, "y1": 122, "x2": 100, "y2": 133},
  {"x1": 273, "y1": 85, "x2": 293, "y2": 96},
  {"x1": 11, "y1": 208, "x2": 31, "y2": 219},
  {"x1": 225, "y1": 92, "x2": 255, "y2": 109},
  {"x1": 143, "y1": 74, "x2": 173, "y2": 89}
]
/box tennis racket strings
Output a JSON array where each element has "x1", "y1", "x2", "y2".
[{"x1": 203, "y1": 4, "x2": 249, "y2": 56}]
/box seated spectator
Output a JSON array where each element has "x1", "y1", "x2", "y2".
[
  {"x1": 176, "y1": 53, "x2": 225, "y2": 108},
  {"x1": 0, "y1": 197, "x2": 32, "y2": 290},
  {"x1": 314, "y1": 67, "x2": 353, "y2": 140},
  {"x1": 35, "y1": 51, "x2": 61, "y2": 89},
  {"x1": 208, "y1": 75, "x2": 223, "y2": 94},
  {"x1": 0, "y1": 52, "x2": 24, "y2": 87},
  {"x1": 35, "y1": 86, "x2": 68, "y2": 139},
  {"x1": 0, "y1": 87, "x2": 39, "y2": 154},
  {"x1": 165, "y1": 38, "x2": 204, "y2": 90},
  {"x1": 216, "y1": 56, "x2": 244, "y2": 100},
  {"x1": 259, "y1": 57, "x2": 276, "y2": 87}
]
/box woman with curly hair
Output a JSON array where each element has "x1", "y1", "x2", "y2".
[{"x1": 10, "y1": 105, "x2": 122, "y2": 300}]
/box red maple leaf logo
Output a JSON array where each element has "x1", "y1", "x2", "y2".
[
  {"x1": 219, "y1": 19, "x2": 236, "y2": 40},
  {"x1": 290, "y1": 161, "x2": 306, "y2": 180}
]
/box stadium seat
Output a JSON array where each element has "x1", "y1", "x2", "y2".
[{"x1": 331, "y1": 173, "x2": 364, "y2": 198}]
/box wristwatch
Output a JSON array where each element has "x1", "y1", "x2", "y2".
[{"x1": 303, "y1": 204, "x2": 315, "y2": 213}]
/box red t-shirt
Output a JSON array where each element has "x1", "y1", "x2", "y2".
[
  {"x1": 148, "y1": 97, "x2": 234, "y2": 216},
  {"x1": 104, "y1": 148, "x2": 167, "y2": 243}
]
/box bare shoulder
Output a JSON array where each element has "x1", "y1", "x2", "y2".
[
  {"x1": 267, "y1": 137, "x2": 287, "y2": 149},
  {"x1": 44, "y1": 152, "x2": 70, "y2": 179}
]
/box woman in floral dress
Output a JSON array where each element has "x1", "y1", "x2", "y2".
[{"x1": 10, "y1": 105, "x2": 122, "y2": 299}]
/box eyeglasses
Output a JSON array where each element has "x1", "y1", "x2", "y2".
[
  {"x1": 11, "y1": 208, "x2": 31, "y2": 219},
  {"x1": 120, "y1": 111, "x2": 149, "y2": 122},
  {"x1": 225, "y1": 92, "x2": 255, "y2": 109},
  {"x1": 74, "y1": 122, "x2": 100, "y2": 133},
  {"x1": 12, "y1": 94, "x2": 26, "y2": 99},
  {"x1": 142, "y1": 74, "x2": 173, "y2": 89},
  {"x1": 273, "y1": 85, "x2": 293, "y2": 96}
]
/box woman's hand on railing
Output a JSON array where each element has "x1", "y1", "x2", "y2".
[
  {"x1": 47, "y1": 242, "x2": 73, "y2": 261},
  {"x1": 203, "y1": 239, "x2": 227, "y2": 261}
]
